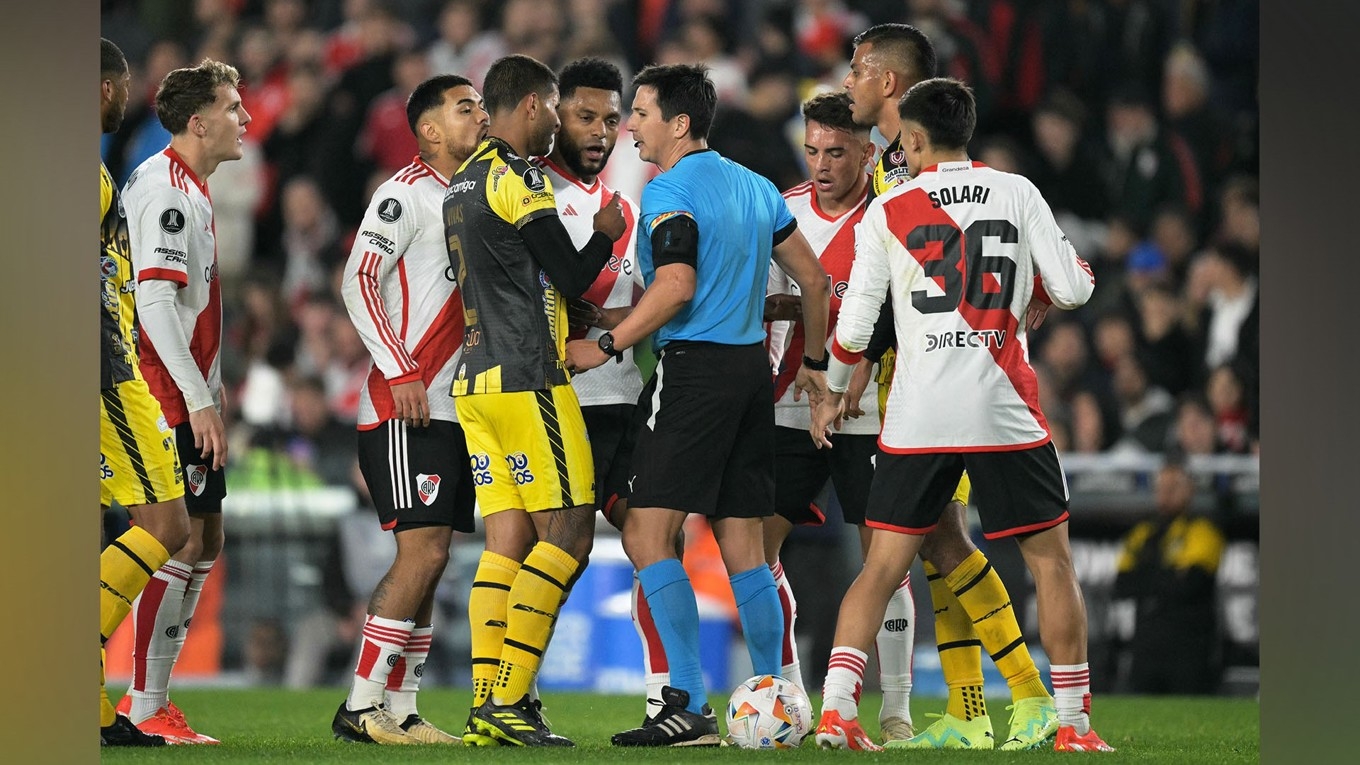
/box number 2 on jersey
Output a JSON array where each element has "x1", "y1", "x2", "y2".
[{"x1": 905, "y1": 218, "x2": 1018, "y2": 314}]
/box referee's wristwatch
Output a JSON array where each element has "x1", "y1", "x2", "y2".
[{"x1": 598, "y1": 331, "x2": 624, "y2": 363}]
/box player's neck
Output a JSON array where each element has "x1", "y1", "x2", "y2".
[
  {"x1": 419, "y1": 149, "x2": 461, "y2": 179},
  {"x1": 168, "y1": 137, "x2": 218, "y2": 183},
  {"x1": 877, "y1": 110, "x2": 901, "y2": 145},
  {"x1": 816, "y1": 174, "x2": 868, "y2": 217},
  {"x1": 488, "y1": 127, "x2": 532, "y2": 160},
  {"x1": 657, "y1": 138, "x2": 707, "y2": 172},
  {"x1": 917, "y1": 148, "x2": 970, "y2": 173}
]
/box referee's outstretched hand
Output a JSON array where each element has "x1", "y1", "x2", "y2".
[{"x1": 593, "y1": 191, "x2": 627, "y2": 241}]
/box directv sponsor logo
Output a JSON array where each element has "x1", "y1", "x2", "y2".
[{"x1": 924, "y1": 329, "x2": 1007, "y2": 352}]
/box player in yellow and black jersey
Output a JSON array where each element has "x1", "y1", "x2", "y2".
[
  {"x1": 98, "y1": 37, "x2": 190, "y2": 748},
  {"x1": 442, "y1": 54, "x2": 626, "y2": 747}
]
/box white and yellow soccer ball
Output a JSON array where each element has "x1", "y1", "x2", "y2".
[{"x1": 725, "y1": 674, "x2": 813, "y2": 749}]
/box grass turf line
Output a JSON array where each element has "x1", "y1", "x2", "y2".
[{"x1": 100, "y1": 688, "x2": 1258, "y2": 763}]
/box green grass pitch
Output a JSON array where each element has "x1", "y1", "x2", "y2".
[{"x1": 101, "y1": 689, "x2": 1258, "y2": 763}]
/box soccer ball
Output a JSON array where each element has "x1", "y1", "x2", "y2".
[{"x1": 725, "y1": 674, "x2": 813, "y2": 749}]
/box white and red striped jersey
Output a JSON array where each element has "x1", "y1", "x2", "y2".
[
  {"x1": 124, "y1": 148, "x2": 222, "y2": 427},
  {"x1": 534, "y1": 156, "x2": 643, "y2": 407},
  {"x1": 768, "y1": 178, "x2": 880, "y2": 434},
  {"x1": 340, "y1": 157, "x2": 465, "y2": 429},
  {"x1": 831, "y1": 160, "x2": 1095, "y2": 452}
]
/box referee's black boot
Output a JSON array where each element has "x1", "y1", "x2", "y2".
[{"x1": 610, "y1": 685, "x2": 721, "y2": 747}]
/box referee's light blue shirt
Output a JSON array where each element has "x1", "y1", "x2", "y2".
[{"x1": 637, "y1": 150, "x2": 796, "y2": 348}]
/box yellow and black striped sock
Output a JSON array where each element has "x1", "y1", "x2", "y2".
[
  {"x1": 927, "y1": 561, "x2": 986, "y2": 720},
  {"x1": 100, "y1": 647, "x2": 116, "y2": 727},
  {"x1": 946, "y1": 549, "x2": 1048, "y2": 702},
  {"x1": 469, "y1": 551, "x2": 520, "y2": 707},
  {"x1": 492, "y1": 542, "x2": 578, "y2": 704},
  {"x1": 100, "y1": 525, "x2": 170, "y2": 644}
]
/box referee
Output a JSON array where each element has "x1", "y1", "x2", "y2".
[{"x1": 567, "y1": 62, "x2": 831, "y2": 747}]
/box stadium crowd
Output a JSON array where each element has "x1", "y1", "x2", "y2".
[{"x1": 101, "y1": 0, "x2": 1259, "y2": 487}]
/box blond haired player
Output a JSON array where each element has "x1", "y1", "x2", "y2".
[{"x1": 117, "y1": 57, "x2": 251, "y2": 745}]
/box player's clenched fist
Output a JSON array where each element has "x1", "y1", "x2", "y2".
[{"x1": 593, "y1": 190, "x2": 627, "y2": 241}]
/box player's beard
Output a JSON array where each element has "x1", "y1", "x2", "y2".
[{"x1": 558, "y1": 131, "x2": 613, "y2": 181}]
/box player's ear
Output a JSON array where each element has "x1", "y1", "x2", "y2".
[{"x1": 673, "y1": 113, "x2": 689, "y2": 139}]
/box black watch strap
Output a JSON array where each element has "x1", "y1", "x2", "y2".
[
  {"x1": 802, "y1": 353, "x2": 829, "y2": 371},
  {"x1": 598, "y1": 331, "x2": 624, "y2": 361}
]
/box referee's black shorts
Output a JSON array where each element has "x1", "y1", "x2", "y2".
[
  {"x1": 628, "y1": 341, "x2": 774, "y2": 519},
  {"x1": 582, "y1": 402, "x2": 638, "y2": 522}
]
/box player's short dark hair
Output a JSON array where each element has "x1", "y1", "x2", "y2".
[
  {"x1": 155, "y1": 58, "x2": 242, "y2": 135},
  {"x1": 898, "y1": 77, "x2": 976, "y2": 151},
  {"x1": 559, "y1": 57, "x2": 623, "y2": 99},
  {"x1": 852, "y1": 23, "x2": 937, "y2": 84},
  {"x1": 801, "y1": 91, "x2": 862, "y2": 134},
  {"x1": 101, "y1": 38, "x2": 128, "y2": 78},
  {"x1": 406, "y1": 73, "x2": 474, "y2": 136},
  {"x1": 632, "y1": 63, "x2": 717, "y2": 140},
  {"x1": 483, "y1": 54, "x2": 557, "y2": 115}
]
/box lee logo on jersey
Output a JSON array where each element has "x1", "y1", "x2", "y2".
[{"x1": 417, "y1": 473, "x2": 441, "y2": 505}]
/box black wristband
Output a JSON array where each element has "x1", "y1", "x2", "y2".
[{"x1": 802, "y1": 353, "x2": 829, "y2": 371}]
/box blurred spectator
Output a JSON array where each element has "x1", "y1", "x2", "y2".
[
  {"x1": 1109, "y1": 354, "x2": 1175, "y2": 454},
  {"x1": 1148, "y1": 203, "x2": 1200, "y2": 285},
  {"x1": 1206, "y1": 365, "x2": 1251, "y2": 455},
  {"x1": 253, "y1": 375, "x2": 356, "y2": 486},
  {"x1": 264, "y1": 0, "x2": 311, "y2": 52},
  {"x1": 1113, "y1": 457, "x2": 1225, "y2": 694},
  {"x1": 1168, "y1": 393, "x2": 1221, "y2": 456},
  {"x1": 1042, "y1": 0, "x2": 1173, "y2": 124},
  {"x1": 657, "y1": 13, "x2": 748, "y2": 106},
  {"x1": 243, "y1": 618, "x2": 288, "y2": 686},
  {"x1": 1069, "y1": 390, "x2": 1112, "y2": 454},
  {"x1": 974, "y1": 134, "x2": 1029, "y2": 176},
  {"x1": 709, "y1": 62, "x2": 804, "y2": 190},
  {"x1": 427, "y1": 0, "x2": 506, "y2": 85},
  {"x1": 1125, "y1": 240, "x2": 1172, "y2": 295},
  {"x1": 261, "y1": 62, "x2": 333, "y2": 253},
  {"x1": 315, "y1": 1, "x2": 407, "y2": 223},
  {"x1": 1162, "y1": 41, "x2": 1236, "y2": 202},
  {"x1": 1134, "y1": 284, "x2": 1197, "y2": 397},
  {"x1": 1214, "y1": 174, "x2": 1259, "y2": 253},
  {"x1": 906, "y1": 0, "x2": 995, "y2": 126},
  {"x1": 1029, "y1": 88, "x2": 1108, "y2": 222},
  {"x1": 323, "y1": 314, "x2": 371, "y2": 424},
  {"x1": 1092, "y1": 312, "x2": 1137, "y2": 378},
  {"x1": 1191, "y1": 241, "x2": 1258, "y2": 374},
  {"x1": 236, "y1": 24, "x2": 292, "y2": 144},
  {"x1": 1101, "y1": 85, "x2": 1203, "y2": 230},
  {"x1": 357, "y1": 47, "x2": 428, "y2": 174},
  {"x1": 275, "y1": 175, "x2": 346, "y2": 308}
]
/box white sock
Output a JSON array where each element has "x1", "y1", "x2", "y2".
[
  {"x1": 876, "y1": 573, "x2": 914, "y2": 724},
  {"x1": 385, "y1": 624, "x2": 432, "y2": 719},
  {"x1": 1051, "y1": 663, "x2": 1092, "y2": 734},
  {"x1": 178, "y1": 560, "x2": 214, "y2": 639},
  {"x1": 770, "y1": 560, "x2": 805, "y2": 693},
  {"x1": 631, "y1": 578, "x2": 669, "y2": 718},
  {"x1": 822, "y1": 646, "x2": 868, "y2": 719},
  {"x1": 346, "y1": 615, "x2": 413, "y2": 711},
  {"x1": 127, "y1": 559, "x2": 192, "y2": 723}
]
